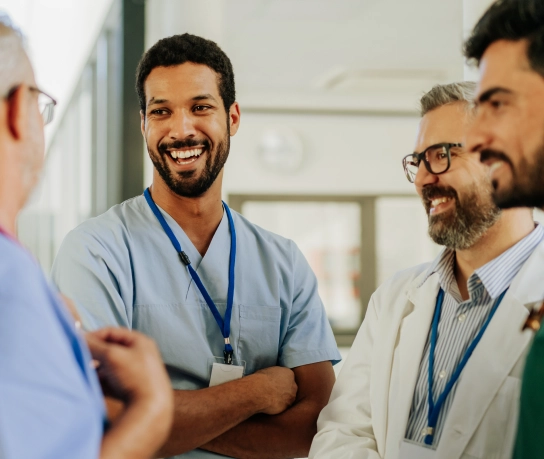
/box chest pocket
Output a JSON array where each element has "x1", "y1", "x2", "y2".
[{"x1": 237, "y1": 304, "x2": 282, "y2": 375}]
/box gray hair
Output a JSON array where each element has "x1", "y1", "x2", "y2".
[
  {"x1": 0, "y1": 13, "x2": 31, "y2": 97},
  {"x1": 419, "y1": 81, "x2": 477, "y2": 117}
]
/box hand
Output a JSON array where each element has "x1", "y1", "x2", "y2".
[
  {"x1": 88, "y1": 328, "x2": 174, "y2": 459},
  {"x1": 85, "y1": 327, "x2": 173, "y2": 409},
  {"x1": 59, "y1": 294, "x2": 82, "y2": 328},
  {"x1": 252, "y1": 366, "x2": 298, "y2": 415}
]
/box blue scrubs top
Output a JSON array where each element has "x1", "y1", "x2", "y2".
[
  {"x1": 52, "y1": 195, "x2": 341, "y2": 459},
  {"x1": 0, "y1": 233, "x2": 105, "y2": 459}
]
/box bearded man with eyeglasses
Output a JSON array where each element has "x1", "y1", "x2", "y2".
[{"x1": 310, "y1": 82, "x2": 544, "y2": 459}]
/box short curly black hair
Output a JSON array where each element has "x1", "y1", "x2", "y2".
[
  {"x1": 136, "y1": 33, "x2": 236, "y2": 113},
  {"x1": 464, "y1": 0, "x2": 544, "y2": 77}
]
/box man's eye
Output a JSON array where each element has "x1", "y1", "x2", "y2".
[
  {"x1": 193, "y1": 105, "x2": 209, "y2": 112},
  {"x1": 150, "y1": 109, "x2": 168, "y2": 116},
  {"x1": 490, "y1": 99, "x2": 504, "y2": 109}
]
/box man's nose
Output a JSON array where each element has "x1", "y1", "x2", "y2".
[
  {"x1": 414, "y1": 163, "x2": 439, "y2": 190},
  {"x1": 465, "y1": 112, "x2": 490, "y2": 158},
  {"x1": 168, "y1": 110, "x2": 197, "y2": 140}
]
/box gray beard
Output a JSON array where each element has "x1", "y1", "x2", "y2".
[{"x1": 427, "y1": 184, "x2": 501, "y2": 250}]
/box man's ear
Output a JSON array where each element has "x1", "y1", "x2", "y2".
[
  {"x1": 228, "y1": 102, "x2": 241, "y2": 136},
  {"x1": 7, "y1": 85, "x2": 28, "y2": 141}
]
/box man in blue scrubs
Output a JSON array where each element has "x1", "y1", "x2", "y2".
[
  {"x1": 0, "y1": 14, "x2": 173, "y2": 459},
  {"x1": 52, "y1": 33, "x2": 341, "y2": 459}
]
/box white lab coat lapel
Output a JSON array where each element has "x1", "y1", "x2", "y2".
[
  {"x1": 435, "y1": 241, "x2": 544, "y2": 459},
  {"x1": 387, "y1": 271, "x2": 441, "y2": 453}
]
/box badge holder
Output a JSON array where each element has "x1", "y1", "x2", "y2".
[{"x1": 208, "y1": 357, "x2": 246, "y2": 387}]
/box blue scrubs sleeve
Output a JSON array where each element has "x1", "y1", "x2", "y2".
[
  {"x1": 0, "y1": 243, "x2": 103, "y2": 459},
  {"x1": 52, "y1": 228, "x2": 133, "y2": 330},
  {"x1": 278, "y1": 242, "x2": 342, "y2": 368}
]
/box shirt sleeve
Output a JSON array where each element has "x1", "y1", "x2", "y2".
[
  {"x1": 0, "y1": 250, "x2": 102, "y2": 459},
  {"x1": 309, "y1": 295, "x2": 381, "y2": 459},
  {"x1": 278, "y1": 241, "x2": 342, "y2": 368},
  {"x1": 51, "y1": 227, "x2": 133, "y2": 330}
]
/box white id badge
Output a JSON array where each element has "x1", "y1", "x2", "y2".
[
  {"x1": 398, "y1": 439, "x2": 436, "y2": 459},
  {"x1": 208, "y1": 357, "x2": 246, "y2": 387}
]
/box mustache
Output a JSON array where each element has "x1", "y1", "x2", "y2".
[
  {"x1": 480, "y1": 149, "x2": 514, "y2": 168},
  {"x1": 158, "y1": 138, "x2": 210, "y2": 155},
  {"x1": 421, "y1": 185, "x2": 458, "y2": 211}
]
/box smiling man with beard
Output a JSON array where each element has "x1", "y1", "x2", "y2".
[
  {"x1": 310, "y1": 82, "x2": 543, "y2": 459},
  {"x1": 464, "y1": 1, "x2": 544, "y2": 457},
  {"x1": 51, "y1": 34, "x2": 341, "y2": 459}
]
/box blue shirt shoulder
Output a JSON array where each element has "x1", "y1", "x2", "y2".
[{"x1": 0, "y1": 235, "x2": 104, "y2": 459}]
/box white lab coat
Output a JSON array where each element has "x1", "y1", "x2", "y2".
[{"x1": 310, "y1": 242, "x2": 544, "y2": 459}]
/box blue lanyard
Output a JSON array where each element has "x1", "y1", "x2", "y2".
[
  {"x1": 143, "y1": 188, "x2": 237, "y2": 364},
  {"x1": 424, "y1": 287, "x2": 507, "y2": 445}
]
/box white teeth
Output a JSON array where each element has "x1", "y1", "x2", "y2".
[
  {"x1": 430, "y1": 197, "x2": 452, "y2": 207},
  {"x1": 489, "y1": 161, "x2": 503, "y2": 173},
  {"x1": 169, "y1": 148, "x2": 203, "y2": 160}
]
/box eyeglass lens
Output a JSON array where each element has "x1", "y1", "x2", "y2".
[
  {"x1": 404, "y1": 145, "x2": 449, "y2": 183},
  {"x1": 425, "y1": 145, "x2": 449, "y2": 174},
  {"x1": 37, "y1": 92, "x2": 55, "y2": 125}
]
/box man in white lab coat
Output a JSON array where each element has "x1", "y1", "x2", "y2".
[{"x1": 309, "y1": 82, "x2": 544, "y2": 459}]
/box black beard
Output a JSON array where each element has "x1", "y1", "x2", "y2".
[
  {"x1": 421, "y1": 182, "x2": 501, "y2": 250},
  {"x1": 481, "y1": 145, "x2": 544, "y2": 209},
  {"x1": 148, "y1": 131, "x2": 230, "y2": 198}
]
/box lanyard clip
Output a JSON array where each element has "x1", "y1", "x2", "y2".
[
  {"x1": 179, "y1": 251, "x2": 191, "y2": 266},
  {"x1": 224, "y1": 337, "x2": 233, "y2": 365},
  {"x1": 224, "y1": 348, "x2": 234, "y2": 365}
]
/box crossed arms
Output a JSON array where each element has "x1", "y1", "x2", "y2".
[{"x1": 156, "y1": 361, "x2": 335, "y2": 459}]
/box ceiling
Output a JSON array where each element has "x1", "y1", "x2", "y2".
[{"x1": 223, "y1": 0, "x2": 465, "y2": 101}]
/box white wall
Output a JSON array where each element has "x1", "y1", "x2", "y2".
[
  {"x1": 225, "y1": 112, "x2": 419, "y2": 196},
  {"x1": 0, "y1": 0, "x2": 114, "y2": 141}
]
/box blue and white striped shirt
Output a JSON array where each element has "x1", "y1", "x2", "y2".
[{"x1": 405, "y1": 224, "x2": 544, "y2": 446}]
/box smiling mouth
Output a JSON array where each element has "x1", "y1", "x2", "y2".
[
  {"x1": 429, "y1": 197, "x2": 454, "y2": 215},
  {"x1": 167, "y1": 147, "x2": 205, "y2": 165}
]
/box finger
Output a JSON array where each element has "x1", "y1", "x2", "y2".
[
  {"x1": 88, "y1": 327, "x2": 137, "y2": 347},
  {"x1": 85, "y1": 333, "x2": 113, "y2": 361},
  {"x1": 59, "y1": 293, "x2": 82, "y2": 323}
]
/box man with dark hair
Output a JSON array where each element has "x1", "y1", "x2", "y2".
[
  {"x1": 52, "y1": 33, "x2": 341, "y2": 459},
  {"x1": 310, "y1": 82, "x2": 543, "y2": 459},
  {"x1": 465, "y1": 1, "x2": 544, "y2": 458}
]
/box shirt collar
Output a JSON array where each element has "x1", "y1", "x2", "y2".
[
  {"x1": 474, "y1": 223, "x2": 544, "y2": 299},
  {"x1": 418, "y1": 224, "x2": 544, "y2": 300},
  {"x1": 419, "y1": 248, "x2": 454, "y2": 288}
]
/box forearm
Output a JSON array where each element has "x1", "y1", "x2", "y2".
[
  {"x1": 201, "y1": 398, "x2": 324, "y2": 459},
  {"x1": 156, "y1": 374, "x2": 268, "y2": 457},
  {"x1": 101, "y1": 399, "x2": 170, "y2": 459}
]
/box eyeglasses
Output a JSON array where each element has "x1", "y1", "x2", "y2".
[
  {"x1": 402, "y1": 142, "x2": 463, "y2": 183},
  {"x1": 6, "y1": 85, "x2": 57, "y2": 125}
]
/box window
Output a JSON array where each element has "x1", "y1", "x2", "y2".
[{"x1": 230, "y1": 194, "x2": 439, "y2": 345}]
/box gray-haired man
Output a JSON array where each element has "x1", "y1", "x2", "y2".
[
  {"x1": 310, "y1": 82, "x2": 544, "y2": 459},
  {"x1": 0, "y1": 15, "x2": 173, "y2": 459}
]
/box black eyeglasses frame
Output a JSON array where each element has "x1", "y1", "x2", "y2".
[{"x1": 401, "y1": 142, "x2": 463, "y2": 183}]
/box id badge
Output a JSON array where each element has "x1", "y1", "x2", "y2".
[
  {"x1": 208, "y1": 357, "x2": 246, "y2": 387},
  {"x1": 398, "y1": 439, "x2": 436, "y2": 459}
]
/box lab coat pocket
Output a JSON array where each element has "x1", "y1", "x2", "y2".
[{"x1": 238, "y1": 304, "x2": 282, "y2": 374}]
